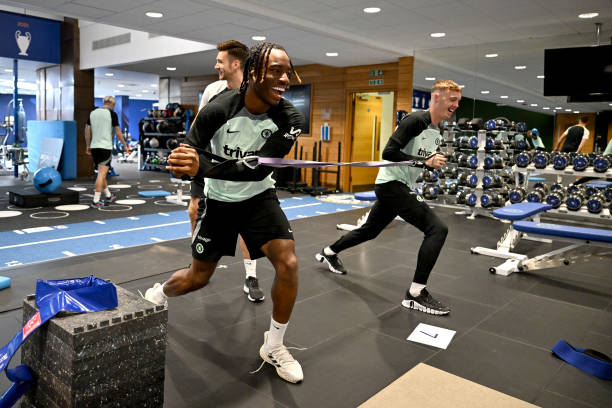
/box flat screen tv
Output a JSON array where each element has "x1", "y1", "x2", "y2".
[
  {"x1": 543, "y1": 45, "x2": 612, "y2": 98},
  {"x1": 283, "y1": 84, "x2": 311, "y2": 134}
]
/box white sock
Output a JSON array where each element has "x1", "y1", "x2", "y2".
[
  {"x1": 265, "y1": 318, "x2": 288, "y2": 350},
  {"x1": 93, "y1": 191, "x2": 101, "y2": 202},
  {"x1": 155, "y1": 282, "x2": 168, "y2": 302},
  {"x1": 244, "y1": 259, "x2": 257, "y2": 278},
  {"x1": 323, "y1": 246, "x2": 336, "y2": 256},
  {"x1": 103, "y1": 188, "x2": 112, "y2": 197},
  {"x1": 409, "y1": 282, "x2": 426, "y2": 297}
]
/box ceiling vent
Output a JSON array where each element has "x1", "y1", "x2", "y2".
[{"x1": 92, "y1": 33, "x2": 131, "y2": 50}]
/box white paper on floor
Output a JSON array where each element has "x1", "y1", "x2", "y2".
[{"x1": 407, "y1": 323, "x2": 456, "y2": 349}]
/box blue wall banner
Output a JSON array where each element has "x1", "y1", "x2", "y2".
[{"x1": 0, "y1": 11, "x2": 60, "y2": 63}]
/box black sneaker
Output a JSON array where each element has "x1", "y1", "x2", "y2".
[
  {"x1": 104, "y1": 193, "x2": 117, "y2": 204},
  {"x1": 243, "y1": 277, "x2": 265, "y2": 302},
  {"x1": 402, "y1": 288, "x2": 450, "y2": 315},
  {"x1": 315, "y1": 249, "x2": 348, "y2": 274}
]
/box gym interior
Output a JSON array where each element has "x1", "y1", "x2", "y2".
[{"x1": 0, "y1": 1, "x2": 611, "y2": 407}]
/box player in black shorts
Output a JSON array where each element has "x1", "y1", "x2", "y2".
[
  {"x1": 144, "y1": 42, "x2": 305, "y2": 383},
  {"x1": 316, "y1": 80, "x2": 462, "y2": 316}
]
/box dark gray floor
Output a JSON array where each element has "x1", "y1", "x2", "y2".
[{"x1": 1, "y1": 197, "x2": 611, "y2": 407}]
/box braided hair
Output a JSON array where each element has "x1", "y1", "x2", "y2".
[{"x1": 239, "y1": 42, "x2": 301, "y2": 94}]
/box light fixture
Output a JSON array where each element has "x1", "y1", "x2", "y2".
[
  {"x1": 459, "y1": 85, "x2": 465, "y2": 88},
  {"x1": 117, "y1": 84, "x2": 125, "y2": 88},
  {"x1": 565, "y1": 109, "x2": 572, "y2": 112},
  {"x1": 500, "y1": 95, "x2": 508, "y2": 99},
  {"x1": 3, "y1": 69, "x2": 12, "y2": 73},
  {"x1": 326, "y1": 52, "x2": 338, "y2": 57},
  {"x1": 145, "y1": 12, "x2": 163, "y2": 18},
  {"x1": 530, "y1": 103, "x2": 538, "y2": 107},
  {"x1": 166, "y1": 67, "x2": 176, "y2": 71},
  {"x1": 578, "y1": 12, "x2": 599, "y2": 19},
  {"x1": 150, "y1": 84, "x2": 157, "y2": 87},
  {"x1": 609, "y1": 103, "x2": 612, "y2": 106},
  {"x1": 485, "y1": 53, "x2": 498, "y2": 58},
  {"x1": 363, "y1": 7, "x2": 381, "y2": 14},
  {"x1": 480, "y1": 90, "x2": 490, "y2": 94},
  {"x1": 537, "y1": 75, "x2": 544, "y2": 79},
  {"x1": 251, "y1": 35, "x2": 266, "y2": 41},
  {"x1": 514, "y1": 65, "x2": 527, "y2": 70},
  {"x1": 573, "y1": 111, "x2": 580, "y2": 113},
  {"x1": 136, "y1": 94, "x2": 142, "y2": 97},
  {"x1": 555, "y1": 106, "x2": 563, "y2": 109},
  {"x1": 105, "y1": 72, "x2": 114, "y2": 77},
  {"x1": 112, "y1": 89, "x2": 119, "y2": 93},
  {"x1": 543, "y1": 107, "x2": 550, "y2": 110},
  {"x1": 142, "y1": 90, "x2": 149, "y2": 93},
  {"x1": 425, "y1": 77, "x2": 436, "y2": 81},
  {"x1": 516, "y1": 99, "x2": 525, "y2": 103},
  {"x1": 430, "y1": 32, "x2": 446, "y2": 38}
]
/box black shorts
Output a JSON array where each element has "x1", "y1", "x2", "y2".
[
  {"x1": 91, "y1": 148, "x2": 112, "y2": 167},
  {"x1": 191, "y1": 189, "x2": 293, "y2": 261},
  {"x1": 190, "y1": 178, "x2": 204, "y2": 198}
]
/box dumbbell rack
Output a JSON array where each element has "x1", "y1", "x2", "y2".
[
  {"x1": 140, "y1": 130, "x2": 185, "y2": 172},
  {"x1": 513, "y1": 164, "x2": 612, "y2": 219}
]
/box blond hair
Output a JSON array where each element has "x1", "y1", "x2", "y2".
[
  {"x1": 432, "y1": 79, "x2": 461, "y2": 93},
  {"x1": 103, "y1": 96, "x2": 116, "y2": 105}
]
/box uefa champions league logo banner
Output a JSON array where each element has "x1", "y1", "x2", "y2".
[{"x1": 0, "y1": 11, "x2": 60, "y2": 64}]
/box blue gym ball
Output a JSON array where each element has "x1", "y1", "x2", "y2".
[{"x1": 33, "y1": 167, "x2": 62, "y2": 193}]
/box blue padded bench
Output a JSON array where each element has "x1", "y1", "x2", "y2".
[
  {"x1": 513, "y1": 221, "x2": 612, "y2": 243},
  {"x1": 138, "y1": 190, "x2": 171, "y2": 198},
  {"x1": 492, "y1": 202, "x2": 551, "y2": 221},
  {"x1": 355, "y1": 191, "x2": 377, "y2": 201},
  {"x1": 0, "y1": 276, "x2": 10, "y2": 290},
  {"x1": 586, "y1": 181, "x2": 612, "y2": 189}
]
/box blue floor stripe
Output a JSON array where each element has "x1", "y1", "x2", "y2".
[{"x1": 0, "y1": 195, "x2": 370, "y2": 269}]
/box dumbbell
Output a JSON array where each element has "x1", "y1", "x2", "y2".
[
  {"x1": 465, "y1": 191, "x2": 478, "y2": 207},
  {"x1": 460, "y1": 135, "x2": 479, "y2": 149},
  {"x1": 456, "y1": 190, "x2": 468, "y2": 204},
  {"x1": 550, "y1": 183, "x2": 564, "y2": 193},
  {"x1": 483, "y1": 154, "x2": 503, "y2": 170},
  {"x1": 480, "y1": 192, "x2": 504, "y2": 208},
  {"x1": 501, "y1": 167, "x2": 514, "y2": 180},
  {"x1": 422, "y1": 169, "x2": 439, "y2": 182},
  {"x1": 604, "y1": 187, "x2": 612, "y2": 202},
  {"x1": 515, "y1": 151, "x2": 532, "y2": 167},
  {"x1": 444, "y1": 166, "x2": 458, "y2": 179},
  {"x1": 485, "y1": 137, "x2": 495, "y2": 150},
  {"x1": 458, "y1": 172, "x2": 478, "y2": 187},
  {"x1": 586, "y1": 192, "x2": 606, "y2": 214},
  {"x1": 532, "y1": 151, "x2": 551, "y2": 169},
  {"x1": 512, "y1": 138, "x2": 528, "y2": 150},
  {"x1": 585, "y1": 185, "x2": 599, "y2": 199},
  {"x1": 509, "y1": 187, "x2": 527, "y2": 203},
  {"x1": 593, "y1": 155, "x2": 611, "y2": 173},
  {"x1": 566, "y1": 184, "x2": 583, "y2": 195},
  {"x1": 498, "y1": 185, "x2": 510, "y2": 198},
  {"x1": 545, "y1": 189, "x2": 566, "y2": 209},
  {"x1": 532, "y1": 182, "x2": 549, "y2": 193},
  {"x1": 482, "y1": 174, "x2": 502, "y2": 188},
  {"x1": 527, "y1": 187, "x2": 547, "y2": 203},
  {"x1": 572, "y1": 153, "x2": 589, "y2": 171},
  {"x1": 566, "y1": 190, "x2": 586, "y2": 211},
  {"x1": 446, "y1": 182, "x2": 458, "y2": 195},
  {"x1": 553, "y1": 152, "x2": 570, "y2": 170},
  {"x1": 423, "y1": 184, "x2": 439, "y2": 200}
]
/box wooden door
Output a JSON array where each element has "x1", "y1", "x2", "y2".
[{"x1": 349, "y1": 94, "x2": 382, "y2": 191}]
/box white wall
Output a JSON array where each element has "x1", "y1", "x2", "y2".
[
  {"x1": 79, "y1": 22, "x2": 215, "y2": 70},
  {"x1": 379, "y1": 92, "x2": 394, "y2": 159}
]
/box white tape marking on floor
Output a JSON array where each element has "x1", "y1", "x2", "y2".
[
  {"x1": 62, "y1": 251, "x2": 76, "y2": 257},
  {"x1": 110, "y1": 244, "x2": 122, "y2": 249},
  {"x1": 315, "y1": 211, "x2": 328, "y2": 214},
  {"x1": 0, "y1": 221, "x2": 189, "y2": 250},
  {"x1": 94, "y1": 220, "x2": 105, "y2": 225},
  {"x1": 14, "y1": 230, "x2": 24, "y2": 234},
  {"x1": 6, "y1": 261, "x2": 22, "y2": 267},
  {"x1": 297, "y1": 215, "x2": 306, "y2": 218},
  {"x1": 129, "y1": 217, "x2": 140, "y2": 220},
  {"x1": 150, "y1": 237, "x2": 163, "y2": 242},
  {"x1": 292, "y1": 197, "x2": 303, "y2": 200},
  {"x1": 158, "y1": 212, "x2": 170, "y2": 217},
  {"x1": 54, "y1": 225, "x2": 67, "y2": 229},
  {"x1": 22, "y1": 226, "x2": 54, "y2": 233},
  {"x1": 352, "y1": 205, "x2": 364, "y2": 208},
  {"x1": 281, "y1": 203, "x2": 321, "y2": 210}
]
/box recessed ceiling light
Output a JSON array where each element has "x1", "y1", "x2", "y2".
[
  {"x1": 136, "y1": 94, "x2": 142, "y2": 97},
  {"x1": 543, "y1": 107, "x2": 550, "y2": 110},
  {"x1": 117, "y1": 84, "x2": 125, "y2": 88},
  {"x1": 4, "y1": 69, "x2": 12, "y2": 73},
  {"x1": 150, "y1": 84, "x2": 157, "y2": 87},
  {"x1": 485, "y1": 53, "x2": 498, "y2": 58},
  {"x1": 530, "y1": 103, "x2": 538, "y2": 107},
  {"x1": 514, "y1": 65, "x2": 527, "y2": 70},
  {"x1": 500, "y1": 95, "x2": 508, "y2": 99},
  {"x1": 459, "y1": 85, "x2": 465, "y2": 88},
  {"x1": 555, "y1": 107, "x2": 563, "y2": 109},
  {"x1": 142, "y1": 90, "x2": 149, "y2": 93},
  {"x1": 573, "y1": 111, "x2": 580, "y2": 113},
  {"x1": 363, "y1": 7, "x2": 381, "y2": 14},
  {"x1": 609, "y1": 103, "x2": 612, "y2": 106},
  {"x1": 516, "y1": 99, "x2": 525, "y2": 103},
  {"x1": 537, "y1": 75, "x2": 544, "y2": 79},
  {"x1": 145, "y1": 12, "x2": 163, "y2": 18},
  {"x1": 480, "y1": 90, "x2": 490, "y2": 94},
  {"x1": 326, "y1": 52, "x2": 338, "y2": 57},
  {"x1": 105, "y1": 72, "x2": 114, "y2": 77},
  {"x1": 166, "y1": 67, "x2": 176, "y2": 71},
  {"x1": 425, "y1": 77, "x2": 436, "y2": 81},
  {"x1": 252, "y1": 36, "x2": 266, "y2": 41},
  {"x1": 578, "y1": 12, "x2": 599, "y2": 19},
  {"x1": 430, "y1": 32, "x2": 446, "y2": 38},
  {"x1": 112, "y1": 89, "x2": 119, "y2": 93},
  {"x1": 565, "y1": 109, "x2": 572, "y2": 112}
]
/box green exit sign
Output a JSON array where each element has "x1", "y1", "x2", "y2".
[
  {"x1": 369, "y1": 69, "x2": 384, "y2": 76},
  {"x1": 369, "y1": 79, "x2": 384, "y2": 86}
]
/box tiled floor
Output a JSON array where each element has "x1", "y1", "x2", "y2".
[{"x1": 0, "y1": 186, "x2": 611, "y2": 407}]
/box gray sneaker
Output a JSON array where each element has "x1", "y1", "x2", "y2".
[{"x1": 243, "y1": 277, "x2": 265, "y2": 302}]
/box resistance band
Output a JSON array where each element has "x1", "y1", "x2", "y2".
[
  {"x1": 552, "y1": 339, "x2": 612, "y2": 380},
  {"x1": 0, "y1": 276, "x2": 118, "y2": 408}
]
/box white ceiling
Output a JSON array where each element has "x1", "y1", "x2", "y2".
[{"x1": 1, "y1": 0, "x2": 611, "y2": 113}]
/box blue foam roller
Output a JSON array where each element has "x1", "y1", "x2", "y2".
[
  {"x1": 0, "y1": 276, "x2": 11, "y2": 290},
  {"x1": 355, "y1": 191, "x2": 377, "y2": 201},
  {"x1": 138, "y1": 190, "x2": 171, "y2": 197}
]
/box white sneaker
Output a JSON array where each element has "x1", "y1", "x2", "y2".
[
  {"x1": 259, "y1": 331, "x2": 304, "y2": 383},
  {"x1": 143, "y1": 282, "x2": 167, "y2": 305}
]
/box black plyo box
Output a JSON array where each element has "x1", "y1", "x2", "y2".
[
  {"x1": 8, "y1": 187, "x2": 79, "y2": 208},
  {"x1": 20, "y1": 285, "x2": 168, "y2": 408}
]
